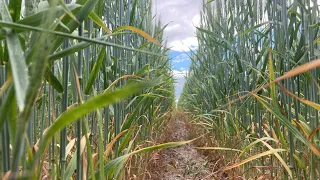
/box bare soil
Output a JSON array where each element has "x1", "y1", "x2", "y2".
[{"x1": 147, "y1": 117, "x2": 214, "y2": 180}]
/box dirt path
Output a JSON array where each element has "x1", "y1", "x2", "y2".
[{"x1": 149, "y1": 118, "x2": 212, "y2": 180}]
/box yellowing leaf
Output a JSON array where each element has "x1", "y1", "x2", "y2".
[
  {"x1": 66, "y1": 138, "x2": 76, "y2": 156},
  {"x1": 223, "y1": 149, "x2": 286, "y2": 171},
  {"x1": 89, "y1": 12, "x2": 112, "y2": 34},
  {"x1": 0, "y1": 76, "x2": 12, "y2": 97},
  {"x1": 113, "y1": 26, "x2": 161, "y2": 46},
  {"x1": 259, "y1": 140, "x2": 292, "y2": 178},
  {"x1": 196, "y1": 147, "x2": 242, "y2": 152},
  {"x1": 276, "y1": 83, "x2": 320, "y2": 111},
  {"x1": 217, "y1": 58, "x2": 320, "y2": 110},
  {"x1": 104, "y1": 130, "x2": 129, "y2": 158},
  {"x1": 104, "y1": 75, "x2": 141, "y2": 92}
]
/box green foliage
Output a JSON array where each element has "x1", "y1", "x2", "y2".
[
  {"x1": 0, "y1": 0, "x2": 175, "y2": 179},
  {"x1": 179, "y1": 0, "x2": 320, "y2": 179}
]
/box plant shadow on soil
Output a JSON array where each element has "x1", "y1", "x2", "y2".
[{"x1": 145, "y1": 111, "x2": 241, "y2": 180}]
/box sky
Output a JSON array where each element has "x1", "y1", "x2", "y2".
[{"x1": 152, "y1": 0, "x2": 202, "y2": 101}]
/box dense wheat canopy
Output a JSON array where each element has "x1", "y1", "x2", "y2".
[
  {"x1": 0, "y1": 0, "x2": 176, "y2": 179},
  {"x1": 3, "y1": 0, "x2": 320, "y2": 179},
  {"x1": 179, "y1": 0, "x2": 320, "y2": 179}
]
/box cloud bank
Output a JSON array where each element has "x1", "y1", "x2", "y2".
[{"x1": 152, "y1": 0, "x2": 202, "y2": 52}]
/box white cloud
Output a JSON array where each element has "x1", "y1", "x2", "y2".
[
  {"x1": 172, "y1": 53, "x2": 189, "y2": 63},
  {"x1": 165, "y1": 24, "x2": 181, "y2": 32},
  {"x1": 172, "y1": 70, "x2": 188, "y2": 78},
  {"x1": 152, "y1": 0, "x2": 202, "y2": 52},
  {"x1": 192, "y1": 14, "x2": 201, "y2": 27},
  {"x1": 169, "y1": 37, "x2": 198, "y2": 52}
]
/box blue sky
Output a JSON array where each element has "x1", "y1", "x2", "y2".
[
  {"x1": 170, "y1": 51, "x2": 192, "y2": 72},
  {"x1": 152, "y1": 0, "x2": 201, "y2": 100},
  {"x1": 170, "y1": 51, "x2": 192, "y2": 99}
]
